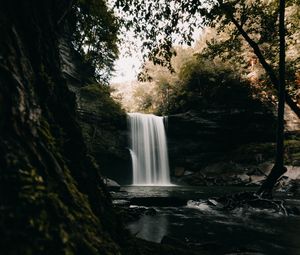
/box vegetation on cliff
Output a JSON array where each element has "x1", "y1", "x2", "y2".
[{"x1": 70, "y1": 0, "x2": 119, "y2": 82}]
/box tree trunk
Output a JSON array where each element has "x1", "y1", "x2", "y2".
[
  {"x1": 257, "y1": 0, "x2": 287, "y2": 196},
  {"x1": 230, "y1": 12, "x2": 300, "y2": 119}
]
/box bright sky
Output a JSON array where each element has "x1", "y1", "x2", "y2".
[
  {"x1": 108, "y1": 0, "x2": 204, "y2": 84},
  {"x1": 110, "y1": 56, "x2": 141, "y2": 84},
  {"x1": 110, "y1": 28, "x2": 202, "y2": 84}
]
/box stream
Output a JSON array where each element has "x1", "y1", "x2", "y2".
[{"x1": 113, "y1": 186, "x2": 300, "y2": 255}]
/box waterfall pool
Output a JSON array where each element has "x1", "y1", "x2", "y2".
[{"x1": 113, "y1": 186, "x2": 300, "y2": 255}]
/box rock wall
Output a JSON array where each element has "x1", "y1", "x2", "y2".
[
  {"x1": 59, "y1": 25, "x2": 131, "y2": 184},
  {"x1": 167, "y1": 106, "x2": 300, "y2": 187},
  {"x1": 77, "y1": 86, "x2": 131, "y2": 184},
  {"x1": 0, "y1": 1, "x2": 123, "y2": 253},
  {"x1": 167, "y1": 108, "x2": 277, "y2": 174}
]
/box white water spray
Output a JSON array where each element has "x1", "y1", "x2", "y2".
[{"x1": 128, "y1": 113, "x2": 171, "y2": 185}]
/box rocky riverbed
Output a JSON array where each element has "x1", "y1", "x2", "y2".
[{"x1": 111, "y1": 185, "x2": 300, "y2": 255}]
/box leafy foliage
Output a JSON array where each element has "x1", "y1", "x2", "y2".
[
  {"x1": 69, "y1": 0, "x2": 119, "y2": 83},
  {"x1": 79, "y1": 83, "x2": 125, "y2": 120},
  {"x1": 115, "y1": 45, "x2": 272, "y2": 116},
  {"x1": 176, "y1": 60, "x2": 256, "y2": 109},
  {"x1": 112, "y1": 0, "x2": 204, "y2": 69},
  {"x1": 202, "y1": 0, "x2": 300, "y2": 99},
  {"x1": 113, "y1": 0, "x2": 299, "y2": 109},
  {"x1": 168, "y1": 58, "x2": 272, "y2": 115}
]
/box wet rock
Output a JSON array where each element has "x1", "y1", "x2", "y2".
[
  {"x1": 161, "y1": 235, "x2": 190, "y2": 249},
  {"x1": 116, "y1": 206, "x2": 158, "y2": 223},
  {"x1": 112, "y1": 199, "x2": 130, "y2": 206},
  {"x1": 130, "y1": 196, "x2": 187, "y2": 207},
  {"x1": 207, "y1": 199, "x2": 219, "y2": 207},
  {"x1": 286, "y1": 206, "x2": 300, "y2": 215},
  {"x1": 175, "y1": 166, "x2": 185, "y2": 177},
  {"x1": 145, "y1": 208, "x2": 157, "y2": 216},
  {"x1": 168, "y1": 109, "x2": 276, "y2": 174},
  {"x1": 225, "y1": 250, "x2": 266, "y2": 255},
  {"x1": 174, "y1": 158, "x2": 300, "y2": 188},
  {"x1": 104, "y1": 178, "x2": 121, "y2": 191},
  {"x1": 116, "y1": 207, "x2": 147, "y2": 222},
  {"x1": 247, "y1": 176, "x2": 265, "y2": 186},
  {"x1": 257, "y1": 162, "x2": 273, "y2": 175},
  {"x1": 246, "y1": 167, "x2": 267, "y2": 176},
  {"x1": 283, "y1": 179, "x2": 300, "y2": 195},
  {"x1": 214, "y1": 192, "x2": 291, "y2": 215}
]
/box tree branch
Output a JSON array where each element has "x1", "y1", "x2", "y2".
[{"x1": 229, "y1": 14, "x2": 300, "y2": 118}]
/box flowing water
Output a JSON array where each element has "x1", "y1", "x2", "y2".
[
  {"x1": 128, "y1": 113, "x2": 171, "y2": 185},
  {"x1": 113, "y1": 186, "x2": 300, "y2": 255},
  {"x1": 126, "y1": 113, "x2": 300, "y2": 253}
]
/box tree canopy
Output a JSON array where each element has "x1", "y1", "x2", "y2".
[
  {"x1": 113, "y1": 0, "x2": 299, "y2": 115},
  {"x1": 69, "y1": 0, "x2": 120, "y2": 82}
]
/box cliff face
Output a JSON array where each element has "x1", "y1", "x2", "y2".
[
  {"x1": 167, "y1": 107, "x2": 277, "y2": 174},
  {"x1": 59, "y1": 25, "x2": 131, "y2": 184},
  {"x1": 0, "y1": 1, "x2": 122, "y2": 253},
  {"x1": 167, "y1": 109, "x2": 300, "y2": 186},
  {"x1": 76, "y1": 86, "x2": 131, "y2": 184}
]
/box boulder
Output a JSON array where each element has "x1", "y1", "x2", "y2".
[{"x1": 104, "y1": 178, "x2": 121, "y2": 191}]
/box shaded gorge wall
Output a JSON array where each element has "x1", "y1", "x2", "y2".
[
  {"x1": 167, "y1": 108, "x2": 277, "y2": 177},
  {"x1": 59, "y1": 26, "x2": 131, "y2": 184}
]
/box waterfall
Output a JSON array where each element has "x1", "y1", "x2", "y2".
[{"x1": 128, "y1": 113, "x2": 171, "y2": 186}]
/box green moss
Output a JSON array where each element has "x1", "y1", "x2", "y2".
[{"x1": 38, "y1": 118, "x2": 57, "y2": 148}]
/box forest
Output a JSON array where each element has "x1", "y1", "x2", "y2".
[{"x1": 0, "y1": 0, "x2": 299, "y2": 254}]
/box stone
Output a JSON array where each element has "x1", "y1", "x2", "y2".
[
  {"x1": 247, "y1": 176, "x2": 265, "y2": 186},
  {"x1": 237, "y1": 174, "x2": 250, "y2": 183},
  {"x1": 207, "y1": 199, "x2": 219, "y2": 206},
  {"x1": 167, "y1": 109, "x2": 276, "y2": 175},
  {"x1": 161, "y1": 236, "x2": 189, "y2": 249},
  {"x1": 104, "y1": 178, "x2": 121, "y2": 191},
  {"x1": 145, "y1": 208, "x2": 157, "y2": 216},
  {"x1": 258, "y1": 162, "x2": 273, "y2": 175},
  {"x1": 284, "y1": 166, "x2": 300, "y2": 179},
  {"x1": 174, "y1": 166, "x2": 185, "y2": 177}
]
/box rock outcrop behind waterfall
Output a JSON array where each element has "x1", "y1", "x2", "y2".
[
  {"x1": 167, "y1": 108, "x2": 276, "y2": 170},
  {"x1": 167, "y1": 108, "x2": 300, "y2": 186}
]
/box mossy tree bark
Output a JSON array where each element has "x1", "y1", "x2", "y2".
[{"x1": 0, "y1": 1, "x2": 123, "y2": 254}]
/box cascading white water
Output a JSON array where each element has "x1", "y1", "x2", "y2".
[{"x1": 128, "y1": 113, "x2": 171, "y2": 186}]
